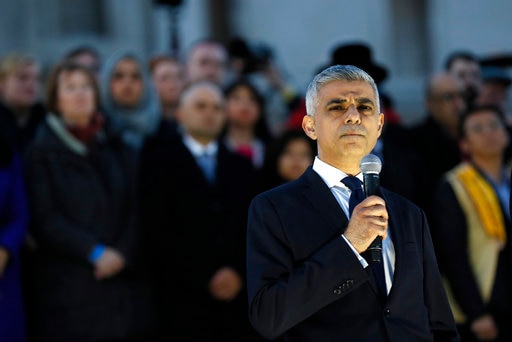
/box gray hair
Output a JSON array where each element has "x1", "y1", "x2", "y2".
[{"x1": 305, "y1": 64, "x2": 380, "y2": 116}]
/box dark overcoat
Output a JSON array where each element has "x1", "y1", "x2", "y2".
[{"x1": 24, "y1": 117, "x2": 153, "y2": 342}]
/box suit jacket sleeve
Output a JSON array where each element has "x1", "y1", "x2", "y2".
[
  {"x1": 420, "y1": 204, "x2": 461, "y2": 341},
  {"x1": 382, "y1": 190, "x2": 459, "y2": 342},
  {"x1": 246, "y1": 190, "x2": 370, "y2": 340},
  {"x1": 0, "y1": 153, "x2": 29, "y2": 256}
]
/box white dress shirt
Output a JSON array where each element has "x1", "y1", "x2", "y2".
[
  {"x1": 183, "y1": 134, "x2": 219, "y2": 158},
  {"x1": 312, "y1": 156, "x2": 395, "y2": 294},
  {"x1": 183, "y1": 134, "x2": 219, "y2": 182}
]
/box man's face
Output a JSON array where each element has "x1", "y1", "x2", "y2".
[
  {"x1": 176, "y1": 83, "x2": 226, "y2": 144},
  {"x1": 461, "y1": 109, "x2": 509, "y2": 159},
  {"x1": 477, "y1": 81, "x2": 509, "y2": 108},
  {"x1": 186, "y1": 44, "x2": 227, "y2": 85},
  {"x1": 302, "y1": 80, "x2": 383, "y2": 172},
  {"x1": 152, "y1": 60, "x2": 184, "y2": 107},
  {"x1": 448, "y1": 59, "x2": 481, "y2": 100},
  {"x1": 426, "y1": 74, "x2": 466, "y2": 134}
]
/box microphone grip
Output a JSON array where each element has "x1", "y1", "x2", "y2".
[
  {"x1": 363, "y1": 173, "x2": 379, "y2": 197},
  {"x1": 363, "y1": 172, "x2": 382, "y2": 262},
  {"x1": 366, "y1": 237, "x2": 382, "y2": 262}
]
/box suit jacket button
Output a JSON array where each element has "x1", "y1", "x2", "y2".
[
  {"x1": 384, "y1": 307, "x2": 391, "y2": 317},
  {"x1": 333, "y1": 284, "x2": 344, "y2": 295}
]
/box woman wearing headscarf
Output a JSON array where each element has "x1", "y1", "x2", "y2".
[{"x1": 99, "y1": 50, "x2": 161, "y2": 151}]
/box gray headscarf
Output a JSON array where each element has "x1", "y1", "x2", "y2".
[{"x1": 100, "y1": 49, "x2": 160, "y2": 149}]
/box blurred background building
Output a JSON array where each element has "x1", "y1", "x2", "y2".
[{"x1": 1, "y1": 0, "x2": 511, "y2": 125}]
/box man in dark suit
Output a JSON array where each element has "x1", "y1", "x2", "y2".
[
  {"x1": 372, "y1": 121, "x2": 430, "y2": 212},
  {"x1": 406, "y1": 72, "x2": 466, "y2": 219},
  {"x1": 138, "y1": 80, "x2": 262, "y2": 341},
  {"x1": 246, "y1": 65, "x2": 459, "y2": 341}
]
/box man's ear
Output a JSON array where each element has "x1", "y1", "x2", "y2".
[
  {"x1": 377, "y1": 113, "x2": 385, "y2": 137},
  {"x1": 302, "y1": 115, "x2": 317, "y2": 140}
]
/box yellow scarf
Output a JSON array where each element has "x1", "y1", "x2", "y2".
[{"x1": 454, "y1": 163, "x2": 506, "y2": 245}]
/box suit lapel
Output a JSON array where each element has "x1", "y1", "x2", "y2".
[
  {"x1": 299, "y1": 167, "x2": 388, "y2": 301},
  {"x1": 303, "y1": 168, "x2": 390, "y2": 299},
  {"x1": 379, "y1": 188, "x2": 410, "y2": 300},
  {"x1": 300, "y1": 167, "x2": 348, "y2": 237}
]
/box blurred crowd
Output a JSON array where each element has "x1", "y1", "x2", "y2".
[{"x1": 1, "y1": 36, "x2": 512, "y2": 342}]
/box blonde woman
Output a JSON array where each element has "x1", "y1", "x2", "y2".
[{"x1": 0, "y1": 52, "x2": 45, "y2": 155}]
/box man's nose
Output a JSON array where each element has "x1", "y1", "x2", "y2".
[{"x1": 345, "y1": 105, "x2": 361, "y2": 123}]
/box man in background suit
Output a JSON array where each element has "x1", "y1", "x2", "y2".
[
  {"x1": 246, "y1": 65, "x2": 459, "y2": 341},
  {"x1": 138, "y1": 80, "x2": 262, "y2": 341},
  {"x1": 406, "y1": 72, "x2": 466, "y2": 219}
]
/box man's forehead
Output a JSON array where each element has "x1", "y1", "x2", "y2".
[
  {"x1": 319, "y1": 80, "x2": 375, "y2": 100},
  {"x1": 193, "y1": 44, "x2": 226, "y2": 59},
  {"x1": 452, "y1": 59, "x2": 479, "y2": 69},
  {"x1": 184, "y1": 86, "x2": 222, "y2": 103},
  {"x1": 431, "y1": 75, "x2": 461, "y2": 92}
]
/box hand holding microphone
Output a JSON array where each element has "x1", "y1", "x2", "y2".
[{"x1": 342, "y1": 154, "x2": 388, "y2": 257}]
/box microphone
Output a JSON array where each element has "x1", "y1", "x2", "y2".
[{"x1": 360, "y1": 153, "x2": 383, "y2": 262}]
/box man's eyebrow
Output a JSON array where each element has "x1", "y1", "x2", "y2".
[
  {"x1": 356, "y1": 97, "x2": 375, "y2": 106},
  {"x1": 325, "y1": 98, "x2": 346, "y2": 106},
  {"x1": 325, "y1": 97, "x2": 375, "y2": 107}
]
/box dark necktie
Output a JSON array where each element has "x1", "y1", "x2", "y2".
[
  {"x1": 341, "y1": 176, "x2": 387, "y2": 299},
  {"x1": 341, "y1": 176, "x2": 365, "y2": 216}
]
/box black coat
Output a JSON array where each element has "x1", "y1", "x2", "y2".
[
  {"x1": 24, "y1": 118, "x2": 153, "y2": 342},
  {"x1": 406, "y1": 116, "x2": 462, "y2": 217},
  {"x1": 138, "y1": 133, "x2": 262, "y2": 341},
  {"x1": 247, "y1": 167, "x2": 459, "y2": 341},
  {"x1": 379, "y1": 138, "x2": 430, "y2": 212},
  {"x1": 0, "y1": 101, "x2": 45, "y2": 156},
  {"x1": 140, "y1": 135, "x2": 262, "y2": 342}
]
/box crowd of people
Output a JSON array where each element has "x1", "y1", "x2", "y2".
[{"x1": 0, "y1": 35, "x2": 511, "y2": 341}]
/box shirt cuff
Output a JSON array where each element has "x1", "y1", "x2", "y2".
[
  {"x1": 88, "y1": 244, "x2": 105, "y2": 263},
  {"x1": 341, "y1": 235, "x2": 369, "y2": 268}
]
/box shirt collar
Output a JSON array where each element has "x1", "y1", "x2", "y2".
[
  {"x1": 312, "y1": 156, "x2": 363, "y2": 189},
  {"x1": 183, "y1": 134, "x2": 218, "y2": 158}
]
